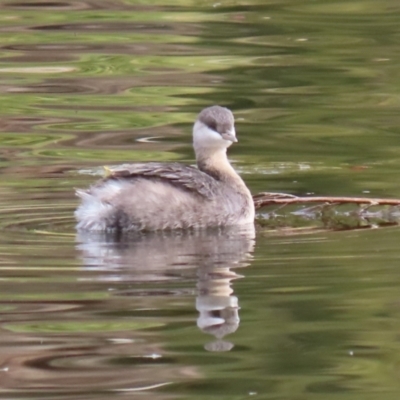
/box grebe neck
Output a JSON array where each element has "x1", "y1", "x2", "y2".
[{"x1": 196, "y1": 148, "x2": 242, "y2": 184}]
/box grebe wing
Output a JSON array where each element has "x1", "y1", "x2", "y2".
[{"x1": 102, "y1": 162, "x2": 218, "y2": 199}]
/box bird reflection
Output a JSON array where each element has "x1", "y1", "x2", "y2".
[
  {"x1": 76, "y1": 225, "x2": 255, "y2": 351},
  {"x1": 197, "y1": 264, "x2": 243, "y2": 352}
]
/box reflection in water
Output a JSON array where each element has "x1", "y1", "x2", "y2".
[
  {"x1": 2, "y1": 0, "x2": 400, "y2": 396},
  {"x1": 197, "y1": 266, "x2": 242, "y2": 352},
  {"x1": 77, "y1": 225, "x2": 255, "y2": 351}
]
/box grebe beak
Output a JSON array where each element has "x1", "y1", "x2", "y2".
[{"x1": 221, "y1": 130, "x2": 238, "y2": 143}]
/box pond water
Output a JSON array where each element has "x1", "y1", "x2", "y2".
[{"x1": 1, "y1": 0, "x2": 400, "y2": 398}]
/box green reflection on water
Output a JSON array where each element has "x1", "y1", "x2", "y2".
[
  {"x1": 5, "y1": 321, "x2": 164, "y2": 333},
  {"x1": 34, "y1": 148, "x2": 182, "y2": 161},
  {"x1": 0, "y1": 0, "x2": 400, "y2": 398}
]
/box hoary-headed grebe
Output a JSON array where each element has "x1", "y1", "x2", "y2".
[{"x1": 75, "y1": 106, "x2": 255, "y2": 231}]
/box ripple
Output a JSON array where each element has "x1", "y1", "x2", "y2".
[
  {"x1": 3, "y1": 1, "x2": 77, "y2": 10},
  {"x1": 136, "y1": 136, "x2": 165, "y2": 143},
  {"x1": 1, "y1": 42, "x2": 208, "y2": 59},
  {"x1": 0, "y1": 302, "x2": 81, "y2": 315},
  {"x1": 3, "y1": 43, "x2": 100, "y2": 51},
  {"x1": 30, "y1": 22, "x2": 191, "y2": 35},
  {"x1": 4, "y1": 320, "x2": 163, "y2": 333},
  {"x1": 2, "y1": 0, "x2": 112, "y2": 11},
  {"x1": 0, "y1": 203, "x2": 74, "y2": 233},
  {"x1": 0, "y1": 341, "x2": 178, "y2": 393},
  {"x1": 7, "y1": 83, "x2": 95, "y2": 94},
  {"x1": 2, "y1": 0, "x2": 155, "y2": 11},
  {"x1": 286, "y1": 1, "x2": 400, "y2": 15},
  {"x1": 0, "y1": 115, "x2": 91, "y2": 136},
  {"x1": 0, "y1": 66, "x2": 76, "y2": 74}
]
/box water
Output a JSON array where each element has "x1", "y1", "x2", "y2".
[{"x1": 1, "y1": 0, "x2": 400, "y2": 398}]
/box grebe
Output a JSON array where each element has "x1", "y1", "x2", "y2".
[{"x1": 75, "y1": 106, "x2": 255, "y2": 231}]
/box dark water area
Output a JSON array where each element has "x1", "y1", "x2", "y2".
[{"x1": 1, "y1": 0, "x2": 400, "y2": 398}]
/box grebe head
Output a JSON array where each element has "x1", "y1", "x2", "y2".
[{"x1": 193, "y1": 106, "x2": 237, "y2": 154}]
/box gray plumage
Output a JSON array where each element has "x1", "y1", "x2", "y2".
[
  {"x1": 103, "y1": 162, "x2": 217, "y2": 199},
  {"x1": 75, "y1": 106, "x2": 255, "y2": 231}
]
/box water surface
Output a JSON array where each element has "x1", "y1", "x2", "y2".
[{"x1": 1, "y1": 0, "x2": 400, "y2": 398}]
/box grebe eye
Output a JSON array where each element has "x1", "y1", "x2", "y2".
[{"x1": 206, "y1": 120, "x2": 217, "y2": 132}]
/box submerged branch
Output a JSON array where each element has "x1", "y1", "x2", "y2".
[{"x1": 253, "y1": 192, "x2": 400, "y2": 210}]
